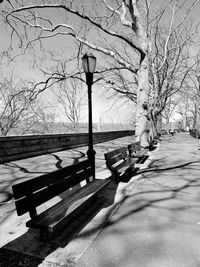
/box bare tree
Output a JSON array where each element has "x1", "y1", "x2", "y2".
[
  {"x1": 175, "y1": 56, "x2": 200, "y2": 130},
  {"x1": 147, "y1": 0, "x2": 200, "y2": 138},
  {"x1": 162, "y1": 97, "x2": 180, "y2": 131},
  {"x1": 0, "y1": 73, "x2": 35, "y2": 136},
  {"x1": 54, "y1": 78, "x2": 86, "y2": 132},
  {"x1": 2, "y1": 0, "x2": 200, "y2": 145},
  {"x1": 1, "y1": 0, "x2": 150, "y2": 146},
  {"x1": 0, "y1": 66, "x2": 58, "y2": 135},
  {"x1": 19, "y1": 103, "x2": 57, "y2": 135}
]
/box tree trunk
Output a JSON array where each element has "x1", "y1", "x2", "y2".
[
  {"x1": 135, "y1": 56, "x2": 150, "y2": 147},
  {"x1": 196, "y1": 108, "x2": 200, "y2": 131},
  {"x1": 151, "y1": 115, "x2": 158, "y2": 139},
  {"x1": 192, "y1": 105, "x2": 197, "y2": 129},
  {"x1": 149, "y1": 118, "x2": 155, "y2": 143},
  {"x1": 182, "y1": 112, "x2": 187, "y2": 130},
  {"x1": 157, "y1": 114, "x2": 162, "y2": 135}
]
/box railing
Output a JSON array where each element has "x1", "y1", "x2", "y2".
[{"x1": 0, "y1": 130, "x2": 135, "y2": 164}]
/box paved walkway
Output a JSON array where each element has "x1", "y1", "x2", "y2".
[
  {"x1": 0, "y1": 135, "x2": 137, "y2": 266},
  {"x1": 76, "y1": 132, "x2": 200, "y2": 267},
  {"x1": 1, "y1": 132, "x2": 200, "y2": 267}
]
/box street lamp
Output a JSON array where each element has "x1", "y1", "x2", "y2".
[{"x1": 82, "y1": 53, "x2": 97, "y2": 179}]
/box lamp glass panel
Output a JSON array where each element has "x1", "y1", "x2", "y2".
[
  {"x1": 88, "y1": 56, "x2": 96, "y2": 73},
  {"x1": 82, "y1": 53, "x2": 96, "y2": 73},
  {"x1": 82, "y1": 56, "x2": 89, "y2": 73}
]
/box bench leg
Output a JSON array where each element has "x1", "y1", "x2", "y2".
[
  {"x1": 112, "y1": 171, "x2": 120, "y2": 183},
  {"x1": 86, "y1": 177, "x2": 90, "y2": 184}
]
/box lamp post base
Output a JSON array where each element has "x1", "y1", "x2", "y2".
[{"x1": 87, "y1": 149, "x2": 96, "y2": 180}]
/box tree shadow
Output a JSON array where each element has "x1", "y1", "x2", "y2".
[
  {"x1": 51, "y1": 149, "x2": 86, "y2": 169},
  {"x1": 2, "y1": 135, "x2": 199, "y2": 264},
  {"x1": 3, "y1": 162, "x2": 47, "y2": 174},
  {"x1": 67, "y1": 158, "x2": 200, "y2": 241},
  {"x1": 51, "y1": 154, "x2": 63, "y2": 169},
  {"x1": 105, "y1": 162, "x2": 200, "y2": 228},
  {"x1": 136, "y1": 159, "x2": 200, "y2": 175}
]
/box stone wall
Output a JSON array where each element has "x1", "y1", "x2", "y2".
[{"x1": 0, "y1": 130, "x2": 135, "y2": 163}]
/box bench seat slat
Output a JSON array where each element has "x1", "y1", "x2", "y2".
[
  {"x1": 15, "y1": 168, "x2": 92, "y2": 216},
  {"x1": 26, "y1": 179, "x2": 103, "y2": 227},
  {"x1": 26, "y1": 179, "x2": 111, "y2": 231},
  {"x1": 104, "y1": 146, "x2": 138, "y2": 181},
  {"x1": 110, "y1": 157, "x2": 138, "y2": 172},
  {"x1": 106, "y1": 154, "x2": 126, "y2": 169},
  {"x1": 46, "y1": 179, "x2": 111, "y2": 231},
  {"x1": 110, "y1": 159, "x2": 127, "y2": 171},
  {"x1": 104, "y1": 147, "x2": 127, "y2": 160},
  {"x1": 12, "y1": 159, "x2": 91, "y2": 199},
  {"x1": 116, "y1": 158, "x2": 138, "y2": 173}
]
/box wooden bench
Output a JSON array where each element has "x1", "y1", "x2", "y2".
[
  {"x1": 12, "y1": 159, "x2": 111, "y2": 241},
  {"x1": 104, "y1": 146, "x2": 138, "y2": 182},
  {"x1": 127, "y1": 141, "x2": 149, "y2": 164},
  {"x1": 149, "y1": 134, "x2": 160, "y2": 150}
]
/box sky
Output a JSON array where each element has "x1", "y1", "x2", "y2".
[
  {"x1": 0, "y1": 0, "x2": 200, "y2": 125},
  {"x1": 0, "y1": 1, "x2": 136, "y2": 125},
  {"x1": 40, "y1": 80, "x2": 136, "y2": 124}
]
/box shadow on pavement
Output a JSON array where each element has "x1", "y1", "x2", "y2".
[
  {"x1": 73, "y1": 156, "x2": 200, "y2": 239},
  {"x1": 105, "y1": 159, "x2": 200, "y2": 227},
  {"x1": 1, "y1": 181, "x2": 119, "y2": 265}
]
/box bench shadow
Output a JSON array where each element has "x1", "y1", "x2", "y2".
[
  {"x1": 2, "y1": 180, "x2": 119, "y2": 264},
  {"x1": 118, "y1": 167, "x2": 140, "y2": 183}
]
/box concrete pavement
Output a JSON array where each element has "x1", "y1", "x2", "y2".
[
  {"x1": 76, "y1": 132, "x2": 200, "y2": 267},
  {"x1": 0, "y1": 135, "x2": 139, "y2": 266},
  {"x1": 2, "y1": 132, "x2": 200, "y2": 266}
]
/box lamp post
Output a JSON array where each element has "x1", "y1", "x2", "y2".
[{"x1": 82, "y1": 53, "x2": 96, "y2": 179}]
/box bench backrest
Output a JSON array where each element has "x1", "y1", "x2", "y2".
[
  {"x1": 127, "y1": 141, "x2": 140, "y2": 154},
  {"x1": 12, "y1": 159, "x2": 92, "y2": 218},
  {"x1": 104, "y1": 147, "x2": 128, "y2": 169}
]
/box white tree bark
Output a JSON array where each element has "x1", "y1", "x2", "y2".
[{"x1": 135, "y1": 56, "x2": 149, "y2": 146}]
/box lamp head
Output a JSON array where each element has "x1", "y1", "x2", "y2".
[{"x1": 82, "y1": 53, "x2": 96, "y2": 74}]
